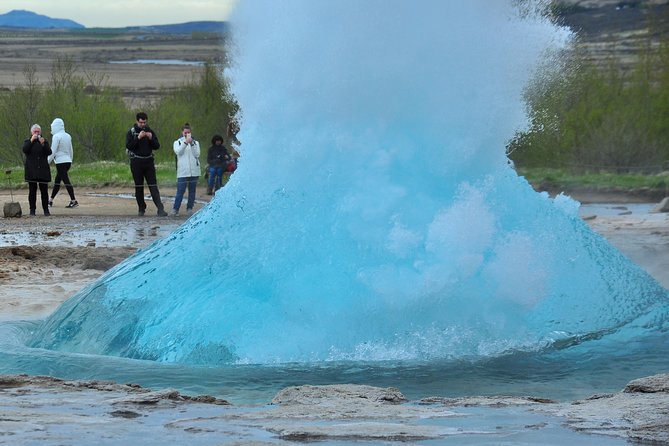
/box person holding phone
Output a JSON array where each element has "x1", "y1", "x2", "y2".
[
  {"x1": 125, "y1": 112, "x2": 168, "y2": 217},
  {"x1": 22, "y1": 123, "x2": 52, "y2": 216},
  {"x1": 171, "y1": 123, "x2": 200, "y2": 216}
]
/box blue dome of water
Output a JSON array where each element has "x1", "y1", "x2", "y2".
[{"x1": 30, "y1": 0, "x2": 669, "y2": 365}]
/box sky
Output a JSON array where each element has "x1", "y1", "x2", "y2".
[{"x1": 0, "y1": 0, "x2": 238, "y2": 28}]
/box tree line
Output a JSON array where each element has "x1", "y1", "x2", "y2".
[
  {"x1": 508, "y1": 36, "x2": 669, "y2": 174},
  {"x1": 0, "y1": 57, "x2": 239, "y2": 166}
]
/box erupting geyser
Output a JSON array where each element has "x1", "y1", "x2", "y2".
[{"x1": 31, "y1": 0, "x2": 669, "y2": 365}]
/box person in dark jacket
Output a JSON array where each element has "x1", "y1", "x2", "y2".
[
  {"x1": 23, "y1": 123, "x2": 52, "y2": 216},
  {"x1": 125, "y1": 112, "x2": 167, "y2": 216},
  {"x1": 206, "y1": 134, "x2": 229, "y2": 195}
]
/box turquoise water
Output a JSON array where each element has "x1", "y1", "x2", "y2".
[
  {"x1": 2, "y1": 318, "x2": 667, "y2": 404},
  {"x1": 1, "y1": 0, "x2": 668, "y2": 407}
]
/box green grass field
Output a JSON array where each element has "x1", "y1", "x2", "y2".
[
  {"x1": 0, "y1": 161, "x2": 214, "y2": 189},
  {"x1": 2, "y1": 163, "x2": 667, "y2": 193},
  {"x1": 516, "y1": 167, "x2": 669, "y2": 191}
]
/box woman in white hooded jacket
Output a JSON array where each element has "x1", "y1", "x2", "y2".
[
  {"x1": 171, "y1": 123, "x2": 200, "y2": 216},
  {"x1": 47, "y1": 118, "x2": 78, "y2": 208}
]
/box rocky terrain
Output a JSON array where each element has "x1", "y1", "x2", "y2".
[
  {"x1": 555, "y1": 0, "x2": 669, "y2": 71},
  {"x1": 0, "y1": 374, "x2": 667, "y2": 444}
]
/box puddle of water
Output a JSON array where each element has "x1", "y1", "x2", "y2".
[
  {"x1": 88, "y1": 192, "x2": 209, "y2": 206},
  {"x1": 109, "y1": 59, "x2": 205, "y2": 66},
  {"x1": 579, "y1": 203, "x2": 658, "y2": 217},
  {"x1": 0, "y1": 219, "x2": 181, "y2": 249}
]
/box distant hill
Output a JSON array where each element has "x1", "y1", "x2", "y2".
[
  {"x1": 0, "y1": 9, "x2": 84, "y2": 29},
  {"x1": 0, "y1": 9, "x2": 226, "y2": 35}
]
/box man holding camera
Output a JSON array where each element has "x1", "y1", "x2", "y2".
[{"x1": 125, "y1": 112, "x2": 168, "y2": 216}]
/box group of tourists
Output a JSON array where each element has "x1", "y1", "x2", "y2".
[
  {"x1": 22, "y1": 119, "x2": 78, "y2": 216},
  {"x1": 22, "y1": 112, "x2": 241, "y2": 217}
]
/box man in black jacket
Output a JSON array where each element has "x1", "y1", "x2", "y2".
[{"x1": 125, "y1": 112, "x2": 168, "y2": 216}]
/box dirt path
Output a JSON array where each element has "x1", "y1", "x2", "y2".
[{"x1": 0, "y1": 186, "x2": 211, "y2": 218}]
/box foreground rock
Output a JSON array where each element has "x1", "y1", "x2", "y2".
[
  {"x1": 1, "y1": 374, "x2": 667, "y2": 444},
  {"x1": 540, "y1": 373, "x2": 669, "y2": 444},
  {"x1": 2, "y1": 202, "x2": 21, "y2": 218}
]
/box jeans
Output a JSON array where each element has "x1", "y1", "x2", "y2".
[
  {"x1": 174, "y1": 176, "x2": 199, "y2": 211},
  {"x1": 208, "y1": 166, "x2": 224, "y2": 190}
]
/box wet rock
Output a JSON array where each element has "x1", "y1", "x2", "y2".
[
  {"x1": 419, "y1": 395, "x2": 555, "y2": 407},
  {"x1": 3, "y1": 201, "x2": 21, "y2": 218},
  {"x1": 224, "y1": 385, "x2": 479, "y2": 442},
  {"x1": 0, "y1": 374, "x2": 236, "y2": 445},
  {"x1": 109, "y1": 388, "x2": 182, "y2": 404},
  {"x1": 539, "y1": 372, "x2": 669, "y2": 443},
  {"x1": 108, "y1": 387, "x2": 230, "y2": 406},
  {"x1": 272, "y1": 384, "x2": 406, "y2": 406},
  {"x1": 188, "y1": 394, "x2": 231, "y2": 405},
  {"x1": 109, "y1": 409, "x2": 142, "y2": 418},
  {"x1": 0, "y1": 375, "x2": 668, "y2": 445},
  {"x1": 624, "y1": 373, "x2": 669, "y2": 393},
  {"x1": 270, "y1": 422, "x2": 448, "y2": 442},
  {"x1": 9, "y1": 247, "x2": 36, "y2": 260},
  {"x1": 629, "y1": 422, "x2": 669, "y2": 445},
  {"x1": 0, "y1": 374, "x2": 33, "y2": 388}
]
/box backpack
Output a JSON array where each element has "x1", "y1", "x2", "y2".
[{"x1": 126, "y1": 127, "x2": 137, "y2": 158}]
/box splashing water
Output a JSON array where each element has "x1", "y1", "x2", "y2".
[{"x1": 28, "y1": 1, "x2": 669, "y2": 369}]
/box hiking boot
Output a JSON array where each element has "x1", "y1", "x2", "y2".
[
  {"x1": 186, "y1": 208, "x2": 194, "y2": 216},
  {"x1": 29, "y1": 210, "x2": 36, "y2": 216},
  {"x1": 66, "y1": 200, "x2": 78, "y2": 208},
  {"x1": 138, "y1": 209, "x2": 146, "y2": 217},
  {"x1": 43, "y1": 210, "x2": 50, "y2": 216},
  {"x1": 169, "y1": 209, "x2": 179, "y2": 216},
  {"x1": 157, "y1": 209, "x2": 168, "y2": 217},
  {"x1": 206, "y1": 187, "x2": 213, "y2": 195},
  {"x1": 48, "y1": 199, "x2": 53, "y2": 207}
]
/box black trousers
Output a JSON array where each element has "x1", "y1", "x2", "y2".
[
  {"x1": 51, "y1": 162, "x2": 76, "y2": 201},
  {"x1": 28, "y1": 180, "x2": 49, "y2": 212},
  {"x1": 130, "y1": 157, "x2": 164, "y2": 211}
]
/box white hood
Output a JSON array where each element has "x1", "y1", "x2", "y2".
[
  {"x1": 51, "y1": 118, "x2": 65, "y2": 134},
  {"x1": 47, "y1": 118, "x2": 73, "y2": 164}
]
